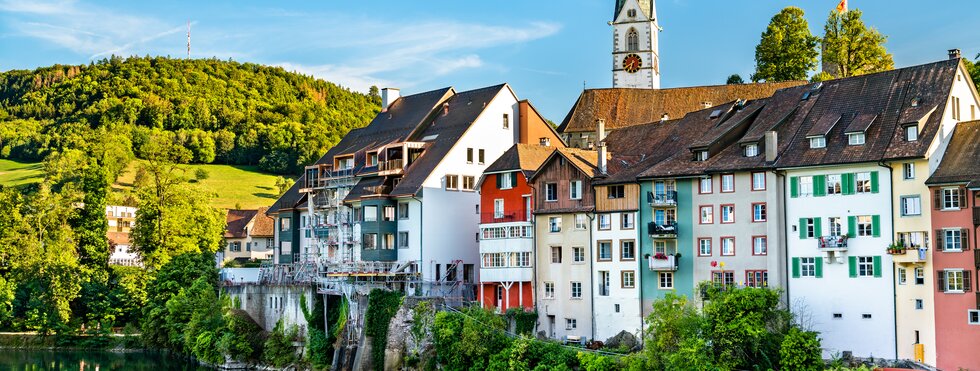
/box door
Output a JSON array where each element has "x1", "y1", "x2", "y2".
[
  {"x1": 496, "y1": 286, "x2": 503, "y2": 309},
  {"x1": 548, "y1": 315, "x2": 556, "y2": 338}
]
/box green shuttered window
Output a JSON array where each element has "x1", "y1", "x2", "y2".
[
  {"x1": 792, "y1": 257, "x2": 800, "y2": 278},
  {"x1": 871, "y1": 215, "x2": 881, "y2": 237},
  {"x1": 848, "y1": 256, "x2": 858, "y2": 278},
  {"x1": 841, "y1": 173, "x2": 854, "y2": 195},
  {"x1": 790, "y1": 177, "x2": 799, "y2": 198},
  {"x1": 873, "y1": 256, "x2": 882, "y2": 278},
  {"x1": 870, "y1": 171, "x2": 879, "y2": 193},
  {"x1": 847, "y1": 216, "x2": 857, "y2": 238},
  {"x1": 813, "y1": 175, "x2": 827, "y2": 197},
  {"x1": 814, "y1": 258, "x2": 823, "y2": 278}
]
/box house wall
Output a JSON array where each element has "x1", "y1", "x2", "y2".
[
  {"x1": 481, "y1": 172, "x2": 532, "y2": 223},
  {"x1": 518, "y1": 100, "x2": 564, "y2": 146},
  {"x1": 480, "y1": 282, "x2": 533, "y2": 311},
  {"x1": 591, "y1": 210, "x2": 642, "y2": 341},
  {"x1": 359, "y1": 199, "x2": 398, "y2": 262},
  {"x1": 222, "y1": 284, "x2": 313, "y2": 334},
  {"x1": 639, "y1": 179, "x2": 694, "y2": 317},
  {"x1": 534, "y1": 213, "x2": 594, "y2": 341},
  {"x1": 595, "y1": 184, "x2": 640, "y2": 212},
  {"x1": 533, "y1": 158, "x2": 595, "y2": 213},
  {"x1": 785, "y1": 164, "x2": 896, "y2": 359}
]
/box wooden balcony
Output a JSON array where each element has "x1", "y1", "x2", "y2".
[{"x1": 377, "y1": 159, "x2": 405, "y2": 176}]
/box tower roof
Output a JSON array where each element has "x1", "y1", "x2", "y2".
[{"x1": 615, "y1": 0, "x2": 655, "y2": 20}]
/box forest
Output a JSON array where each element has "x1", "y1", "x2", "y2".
[{"x1": 0, "y1": 56, "x2": 380, "y2": 175}]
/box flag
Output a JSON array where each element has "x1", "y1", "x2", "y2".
[{"x1": 836, "y1": 0, "x2": 848, "y2": 13}]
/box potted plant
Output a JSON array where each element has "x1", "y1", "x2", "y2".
[
  {"x1": 653, "y1": 252, "x2": 668, "y2": 260},
  {"x1": 886, "y1": 243, "x2": 905, "y2": 255}
]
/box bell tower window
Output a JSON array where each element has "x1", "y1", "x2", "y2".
[{"x1": 626, "y1": 28, "x2": 639, "y2": 51}]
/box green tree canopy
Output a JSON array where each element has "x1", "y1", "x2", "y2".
[
  {"x1": 752, "y1": 7, "x2": 820, "y2": 82},
  {"x1": 726, "y1": 74, "x2": 745, "y2": 84},
  {"x1": 822, "y1": 9, "x2": 894, "y2": 78}
]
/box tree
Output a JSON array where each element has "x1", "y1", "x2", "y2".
[
  {"x1": 822, "y1": 9, "x2": 894, "y2": 78},
  {"x1": 964, "y1": 53, "x2": 980, "y2": 89},
  {"x1": 780, "y1": 327, "x2": 823, "y2": 371},
  {"x1": 274, "y1": 176, "x2": 294, "y2": 196},
  {"x1": 752, "y1": 7, "x2": 819, "y2": 82},
  {"x1": 726, "y1": 74, "x2": 744, "y2": 85}
]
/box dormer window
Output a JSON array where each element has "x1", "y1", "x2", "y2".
[
  {"x1": 904, "y1": 125, "x2": 918, "y2": 141},
  {"x1": 695, "y1": 150, "x2": 709, "y2": 162},
  {"x1": 910, "y1": 97, "x2": 920, "y2": 107},
  {"x1": 809, "y1": 136, "x2": 826, "y2": 149},
  {"x1": 367, "y1": 152, "x2": 378, "y2": 166},
  {"x1": 847, "y1": 132, "x2": 866, "y2": 146},
  {"x1": 743, "y1": 144, "x2": 759, "y2": 157}
]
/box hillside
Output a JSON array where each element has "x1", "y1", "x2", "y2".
[
  {"x1": 0, "y1": 159, "x2": 42, "y2": 186},
  {"x1": 113, "y1": 161, "x2": 282, "y2": 210},
  {"x1": 0, "y1": 56, "x2": 381, "y2": 174}
]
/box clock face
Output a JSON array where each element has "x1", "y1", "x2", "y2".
[{"x1": 622, "y1": 53, "x2": 642, "y2": 73}]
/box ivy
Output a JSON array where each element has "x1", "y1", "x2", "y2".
[
  {"x1": 364, "y1": 289, "x2": 403, "y2": 371},
  {"x1": 504, "y1": 307, "x2": 537, "y2": 336}
]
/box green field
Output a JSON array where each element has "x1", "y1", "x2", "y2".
[
  {"x1": 0, "y1": 159, "x2": 44, "y2": 186},
  {"x1": 114, "y1": 162, "x2": 286, "y2": 210}
]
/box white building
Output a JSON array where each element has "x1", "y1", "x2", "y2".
[{"x1": 612, "y1": 0, "x2": 660, "y2": 89}]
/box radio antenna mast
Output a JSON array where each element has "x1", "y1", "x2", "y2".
[{"x1": 186, "y1": 20, "x2": 191, "y2": 59}]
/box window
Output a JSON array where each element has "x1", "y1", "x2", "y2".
[
  {"x1": 799, "y1": 176, "x2": 813, "y2": 196},
  {"x1": 970, "y1": 310, "x2": 980, "y2": 325},
  {"x1": 855, "y1": 172, "x2": 871, "y2": 193},
  {"x1": 566, "y1": 318, "x2": 577, "y2": 330},
  {"x1": 551, "y1": 246, "x2": 562, "y2": 263},
  {"x1": 832, "y1": 313, "x2": 843, "y2": 319},
  {"x1": 848, "y1": 132, "x2": 866, "y2": 145},
  {"x1": 621, "y1": 213, "x2": 635, "y2": 229},
  {"x1": 942, "y1": 188, "x2": 962, "y2": 209},
  {"x1": 862, "y1": 314, "x2": 873, "y2": 319},
  {"x1": 721, "y1": 237, "x2": 735, "y2": 256},
  {"x1": 502, "y1": 113, "x2": 509, "y2": 129},
  {"x1": 549, "y1": 217, "x2": 561, "y2": 233},
  {"x1": 721, "y1": 174, "x2": 734, "y2": 192},
  {"x1": 712, "y1": 271, "x2": 735, "y2": 287},
  {"x1": 363, "y1": 233, "x2": 377, "y2": 249},
  {"x1": 753, "y1": 236, "x2": 767, "y2": 255},
  {"x1": 381, "y1": 233, "x2": 395, "y2": 249},
  {"x1": 903, "y1": 163, "x2": 915, "y2": 180},
  {"x1": 621, "y1": 240, "x2": 636, "y2": 260},
  {"x1": 493, "y1": 199, "x2": 505, "y2": 218},
  {"x1": 827, "y1": 174, "x2": 842, "y2": 195},
  {"x1": 901, "y1": 196, "x2": 921, "y2": 216},
  {"x1": 598, "y1": 214, "x2": 611, "y2": 230},
  {"x1": 445, "y1": 175, "x2": 459, "y2": 190},
  {"x1": 744, "y1": 144, "x2": 759, "y2": 157},
  {"x1": 622, "y1": 271, "x2": 636, "y2": 288},
  {"x1": 752, "y1": 172, "x2": 766, "y2": 190},
  {"x1": 597, "y1": 241, "x2": 612, "y2": 261},
  {"x1": 575, "y1": 214, "x2": 588, "y2": 230},
  {"x1": 607, "y1": 185, "x2": 625, "y2": 199},
  {"x1": 626, "y1": 28, "x2": 638, "y2": 51},
  {"x1": 570, "y1": 180, "x2": 582, "y2": 200},
  {"x1": 810, "y1": 136, "x2": 826, "y2": 149},
  {"x1": 478, "y1": 149, "x2": 485, "y2": 164},
  {"x1": 857, "y1": 256, "x2": 875, "y2": 277},
  {"x1": 695, "y1": 150, "x2": 709, "y2": 161},
  {"x1": 721, "y1": 204, "x2": 734, "y2": 223},
  {"x1": 915, "y1": 267, "x2": 925, "y2": 285},
  {"x1": 700, "y1": 177, "x2": 713, "y2": 193},
  {"x1": 857, "y1": 216, "x2": 873, "y2": 237},
  {"x1": 803, "y1": 218, "x2": 815, "y2": 238},
  {"x1": 700, "y1": 206, "x2": 714, "y2": 224},
  {"x1": 915, "y1": 299, "x2": 923, "y2": 310},
  {"x1": 545, "y1": 183, "x2": 558, "y2": 202},
  {"x1": 544, "y1": 282, "x2": 554, "y2": 298},
  {"x1": 752, "y1": 203, "x2": 767, "y2": 222},
  {"x1": 571, "y1": 282, "x2": 582, "y2": 298},
  {"x1": 698, "y1": 238, "x2": 712, "y2": 256},
  {"x1": 801, "y1": 257, "x2": 816, "y2": 277},
  {"x1": 746, "y1": 271, "x2": 768, "y2": 288},
  {"x1": 364, "y1": 206, "x2": 378, "y2": 222},
  {"x1": 943, "y1": 229, "x2": 963, "y2": 251},
  {"x1": 944, "y1": 270, "x2": 965, "y2": 292},
  {"x1": 952, "y1": 96, "x2": 961, "y2": 120},
  {"x1": 905, "y1": 125, "x2": 918, "y2": 141},
  {"x1": 658, "y1": 272, "x2": 673, "y2": 289},
  {"x1": 398, "y1": 203, "x2": 409, "y2": 219},
  {"x1": 466, "y1": 148, "x2": 473, "y2": 163},
  {"x1": 598, "y1": 271, "x2": 610, "y2": 296},
  {"x1": 898, "y1": 267, "x2": 907, "y2": 285},
  {"x1": 368, "y1": 152, "x2": 378, "y2": 166},
  {"x1": 499, "y1": 172, "x2": 513, "y2": 190},
  {"x1": 398, "y1": 231, "x2": 409, "y2": 248},
  {"x1": 829, "y1": 217, "x2": 842, "y2": 236},
  {"x1": 280, "y1": 217, "x2": 291, "y2": 231},
  {"x1": 573, "y1": 247, "x2": 585, "y2": 262},
  {"x1": 462, "y1": 176, "x2": 475, "y2": 191},
  {"x1": 383, "y1": 206, "x2": 395, "y2": 221}
]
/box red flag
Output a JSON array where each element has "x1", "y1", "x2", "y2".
[{"x1": 836, "y1": 0, "x2": 848, "y2": 13}]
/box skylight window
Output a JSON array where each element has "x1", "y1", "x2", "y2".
[
  {"x1": 421, "y1": 134, "x2": 439, "y2": 141},
  {"x1": 709, "y1": 109, "x2": 722, "y2": 119}
]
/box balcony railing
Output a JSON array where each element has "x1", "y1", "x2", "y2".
[
  {"x1": 647, "y1": 191, "x2": 677, "y2": 206},
  {"x1": 365, "y1": 184, "x2": 392, "y2": 195},
  {"x1": 648, "y1": 222, "x2": 678, "y2": 237},
  {"x1": 648, "y1": 254, "x2": 677, "y2": 271},
  {"x1": 377, "y1": 159, "x2": 405, "y2": 175},
  {"x1": 480, "y1": 211, "x2": 531, "y2": 224},
  {"x1": 818, "y1": 236, "x2": 848, "y2": 250}
]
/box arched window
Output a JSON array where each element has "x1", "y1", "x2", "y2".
[{"x1": 626, "y1": 28, "x2": 639, "y2": 51}]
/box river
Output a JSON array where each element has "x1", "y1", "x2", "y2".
[{"x1": 0, "y1": 349, "x2": 212, "y2": 370}]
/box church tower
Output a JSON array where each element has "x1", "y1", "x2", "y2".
[{"x1": 611, "y1": 0, "x2": 660, "y2": 89}]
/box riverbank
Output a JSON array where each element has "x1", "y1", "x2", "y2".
[{"x1": 0, "y1": 332, "x2": 142, "y2": 350}]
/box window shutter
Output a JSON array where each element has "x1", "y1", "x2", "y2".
[
  {"x1": 963, "y1": 229, "x2": 971, "y2": 251},
  {"x1": 815, "y1": 258, "x2": 823, "y2": 278},
  {"x1": 790, "y1": 177, "x2": 799, "y2": 198},
  {"x1": 813, "y1": 218, "x2": 823, "y2": 238},
  {"x1": 872, "y1": 215, "x2": 881, "y2": 237},
  {"x1": 873, "y1": 256, "x2": 882, "y2": 278},
  {"x1": 958, "y1": 188, "x2": 966, "y2": 208},
  {"x1": 848, "y1": 216, "x2": 857, "y2": 238},
  {"x1": 870, "y1": 171, "x2": 880, "y2": 193},
  {"x1": 848, "y1": 256, "x2": 858, "y2": 278},
  {"x1": 511, "y1": 172, "x2": 518, "y2": 188},
  {"x1": 933, "y1": 189, "x2": 942, "y2": 210},
  {"x1": 842, "y1": 173, "x2": 854, "y2": 195},
  {"x1": 937, "y1": 271, "x2": 945, "y2": 292},
  {"x1": 799, "y1": 218, "x2": 808, "y2": 239},
  {"x1": 647, "y1": 191, "x2": 654, "y2": 203},
  {"x1": 792, "y1": 257, "x2": 800, "y2": 278},
  {"x1": 935, "y1": 229, "x2": 944, "y2": 250},
  {"x1": 496, "y1": 174, "x2": 502, "y2": 189},
  {"x1": 814, "y1": 175, "x2": 826, "y2": 197},
  {"x1": 965, "y1": 270, "x2": 973, "y2": 292}
]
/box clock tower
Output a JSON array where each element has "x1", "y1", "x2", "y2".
[{"x1": 612, "y1": 0, "x2": 660, "y2": 89}]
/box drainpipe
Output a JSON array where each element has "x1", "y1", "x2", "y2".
[
  {"x1": 529, "y1": 182, "x2": 540, "y2": 331},
  {"x1": 412, "y1": 195, "x2": 423, "y2": 295},
  {"x1": 878, "y1": 160, "x2": 897, "y2": 359},
  {"x1": 778, "y1": 170, "x2": 790, "y2": 309},
  {"x1": 588, "y1": 211, "x2": 596, "y2": 343},
  {"x1": 637, "y1": 183, "x2": 646, "y2": 344}
]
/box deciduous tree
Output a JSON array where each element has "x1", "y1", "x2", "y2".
[
  {"x1": 752, "y1": 7, "x2": 819, "y2": 82},
  {"x1": 822, "y1": 9, "x2": 894, "y2": 78}
]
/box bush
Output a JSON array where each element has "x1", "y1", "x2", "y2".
[
  {"x1": 364, "y1": 289, "x2": 403, "y2": 371},
  {"x1": 780, "y1": 327, "x2": 822, "y2": 371},
  {"x1": 263, "y1": 319, "x2": 299, "y2": 367},
  {"x1": 194, "y1": 168, "x2": 210, "y2": 181}
]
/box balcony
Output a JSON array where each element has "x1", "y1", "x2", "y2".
[
  {"x1": 647, "y1": 191, "x2": 677, "y2": 206},
  {"x1": 892, "y1": 246, "x2": 928, "y2": 265},
  {"x1": 481, "y1": 211, "x2": 530, "y2": 224},
  {"x1": 312, "y1": 226, "x2": 330, "y2": 238},
  {"x1": 648, "y1": 222, "x2": 677, "y2": 238},
  {"x1": 648, "y1": 254, "x2": 677, "y2": 271},
  {"x1": 377, "y1": 159, "x2": 405, "y2": 176},
  {"x1": 817, "y1": 236, "x2": 848, "y2": 251},
  {"x1": 365, "y1": 184, "x2": 392, "y2": 195}
]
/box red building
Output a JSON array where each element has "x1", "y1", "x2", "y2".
[
  {"x1": 926, "y1": 120, "x2": 980, "y2": 371},
  {"x1": 477, "y1": 143, "x2": 560, "y2": 311}
]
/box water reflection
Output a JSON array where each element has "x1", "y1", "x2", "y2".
[{"x1": 0, "y1": 349, "x2": 212, "y2": 370}]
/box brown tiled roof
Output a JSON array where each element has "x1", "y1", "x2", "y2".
[
  {"x1": 557, "y1": 81, "x2": 804, "y2": 133},
  {"x1": 528, "y1": 147, "x2": 600, "y2": 182},
  {"x1": 250, "y1": 207, "x2": 274, "y2": 237},
  {"x1": 594, "y1": 118, "x2": 685, "y2": 185},
  {"x1": 484, "y1": 143, "x2": 557, "y2": 177},
  {"x1": 634, "y1": 104, "x2": 736, "y2": 178},
  {"x1": 225, "y1": 209, "x2": 257, "y2": 238},
  {"x1": 926, "y1": 120, "x2": 980, "y2": 188}
]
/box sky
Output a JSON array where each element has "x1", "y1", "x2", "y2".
[{"x1": 1, "y1": 0, "x2": 979, "y2": 122}]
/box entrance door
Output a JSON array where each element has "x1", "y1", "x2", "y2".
[
  {"x1": 496, "y1": 286, "x2": 504, "y2": 309},
  {"x1": 548, "y1": 315, "x2": 556, "y2": 338}
]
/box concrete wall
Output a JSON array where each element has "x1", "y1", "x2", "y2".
[
  {"x1": 592, "y1": 211, "x2": 643, "y2": 341},
  {"x1": 222, "y1": 284, "x2": 314, "y2": 334}
]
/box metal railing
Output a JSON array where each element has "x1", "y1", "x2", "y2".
[
  {"x1": 648, "y1": 222, "x2": 678, "y2": 236},
  {"x1": 818, "y1": 236, "x2": 848, "y2": 249},
  {"x1": 480, "y1": 211, "x2": 531, "y2": 224},
  {"x1": 647, "y1": 191, "x2": 677, "y2": 206}
]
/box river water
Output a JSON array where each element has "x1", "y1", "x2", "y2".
[{"x1": 0, "y1": 349, "x2": 212, "y2": 370}]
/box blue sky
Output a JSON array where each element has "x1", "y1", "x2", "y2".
[{"x1": 1, "y1": 0, "x2": 979, "y2": 122}]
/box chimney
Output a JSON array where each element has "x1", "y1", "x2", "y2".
[
  {"x1": 597, "y1": 119, "x2": 607, "y2": 174},
  {"x1": 949, "y1": 49, "x2": 962, "y2": 60},
  {"x1": 539, "y1": 137, "x2": 551, "y2": 147},
  {"x1": 700, "y1": 101, "x2": 713, "y2": 109},
  {"x1": 442, "y1": 102, "x2": 450, "y2": 116},
  {"x1": 764, "y1": 131, "x2": 778, "y2": 162},
  {"x1": 660, "y1": 112, "x2": 669, "y2": 122},
  {"x1": 381, "y1": 88, "x2": 400, "y2": 111}
]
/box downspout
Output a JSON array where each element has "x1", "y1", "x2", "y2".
[
  {"x1": 878, "y1": 160, "x2": 898, "y2": 359},
  {"x1": 637, "y1": 182, "x2": 646, "y2": 343},
  {"x1": 412, "y1": 195, "x2": 423, "y2": 295},
  {"x1": 778, "y1": 170, "x2": 790, "y2": 308},
  {"x1": 528, "y1": 182, "x2": 540, "y2": 331},
  {"x1": 587, "y1": 211, "x2": 596, "y2": 342}
]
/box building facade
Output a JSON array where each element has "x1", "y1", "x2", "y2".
[
  {"x1": 222, "y1": 207, "x2": 275, "y2": 264},
  {"x1": 611, "y1": 0, "x2": 659, "y2": 89}
]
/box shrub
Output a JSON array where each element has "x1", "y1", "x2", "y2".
[
  {"x1": 364, "y1": 289, "x2": 403, "y2": 371},
  {"x1": 780, "y1": 327, "x2": 822, "y2": 371}
]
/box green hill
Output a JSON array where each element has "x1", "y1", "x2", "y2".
[
  {"x1": 113, "y1": 161, "x2": 282, "y2": 210},
  {"x1": 0, "y1": 56, "x2": 381, "y2": 175},
  {"x1": 0, "y1": 159, "x2": 43, "y2": 186}
]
